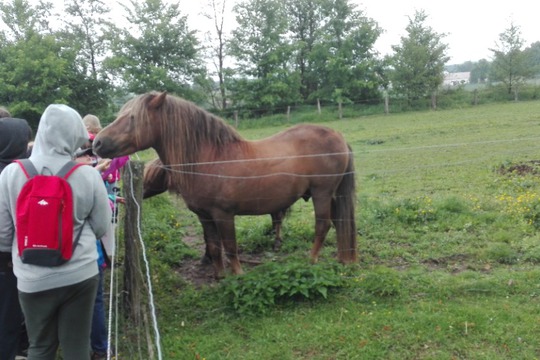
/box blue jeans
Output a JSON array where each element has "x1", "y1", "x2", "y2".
[{"x1": 91, "y1": 267, "x2": 108, "y2": 354}]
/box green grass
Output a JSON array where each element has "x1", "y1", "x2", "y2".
[{"x1": 114, "y1": 100, "x2": 540, "y2": 359}]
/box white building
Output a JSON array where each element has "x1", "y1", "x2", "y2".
[{"x1": 443, "y1": 72, "x2": 471, "y2": 86}]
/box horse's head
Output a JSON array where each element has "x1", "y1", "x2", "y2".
[{"x1": 93, "y1": 92, "x2": 166, "y2": 159}]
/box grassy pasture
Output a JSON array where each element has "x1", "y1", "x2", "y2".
[{"x1": 119, "y1": 101, "x2": 540, "y2": 359}]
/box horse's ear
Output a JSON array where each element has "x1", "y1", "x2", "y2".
[{"x1": 149, "y1": 91, "x2": 167, "y2": 110}]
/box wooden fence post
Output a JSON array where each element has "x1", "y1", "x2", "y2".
[
  {"x1": 317, "y1": 99, "x2": 321, "y2": 115},
  {"x1": 338, "y1": 100, "x2": 343, "y2": 119},
  {"x1": 234, "y1": 111, "x2": 238, "y2": 127},
  {"x1": 122, "y1": 160, "x2": 145, "y2": 324},
  {"x1": 384, "y1": 92, "x2": 389, "y2": 115},
  {"x1": 286, "y1": 106, "x2": 290, "y2": 122}
]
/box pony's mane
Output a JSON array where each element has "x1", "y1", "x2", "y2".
[{"x1": 128, "y1": 92, "x2": 244, "y2": 189}]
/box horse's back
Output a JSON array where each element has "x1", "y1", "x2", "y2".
[{"x1": 254, "y1": 124, "x2": 351, "y2": 174}]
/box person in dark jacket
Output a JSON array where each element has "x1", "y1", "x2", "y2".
[{"x1": 0, "y1": 115, "x2": 32, "y2": 360}]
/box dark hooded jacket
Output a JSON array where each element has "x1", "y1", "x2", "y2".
[{"x1": 0, "y1": 118, "x2": 31, "y2": 172}]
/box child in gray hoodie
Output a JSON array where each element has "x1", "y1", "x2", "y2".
[{"x1": 0, "y1": 104, "x2": 112, "y2": 360}]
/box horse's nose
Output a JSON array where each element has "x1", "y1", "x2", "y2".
[
  {"x1": 92, "y1": 138, "x2": 103, "y2": 154},
  {"x1": 92, "y1": 138, "x2": 100, "y2": 149}
]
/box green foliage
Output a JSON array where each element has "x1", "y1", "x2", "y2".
[
  {"x1": 221, "y1": 260, "x2": 348, "y2": 314},
  {"x1": 142, "y1": 195, "x2": 199, "y2": 265},
  {"x1": 354, "y1": 266, "x2": 402, "y2": 297},
  {"x1": 489, "y1": 22, "x2": 532, "y2": 96},
  {"x1": 108, "y1": 101, "x2": 540, "y2": 359},
  {"x1": 0, "y1": 34, "x2": 74, "y2": 126},
  {"x1": 389, "y1": 10, "x2": 449, "y2": 104},
  {"x1": 103, "y1": 0, "x2": 205, "y2": 101},
  {"x1": 483, "y1": 243, "x2": 519, "y2": 265}
]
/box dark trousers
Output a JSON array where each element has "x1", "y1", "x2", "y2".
[
  {"x1": 0, "y1": 254, "x2": 25, "y2": 360},
  {"x1": 19, "y1": 274, "x2": 99, "y2": 360},
  {"x1": 91, "y1": 267, "x2": 108, "y2": 354}
]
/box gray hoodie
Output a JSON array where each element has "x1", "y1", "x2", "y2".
[{"x1": 0, "y1": 104, "x2": 112, "y2": 293}]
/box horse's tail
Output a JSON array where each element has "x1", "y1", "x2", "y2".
[{"x1": 334, "y1": 144, "x2": 357, "y2": 263}]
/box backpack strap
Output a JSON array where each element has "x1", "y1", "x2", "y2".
[
  {"x1": 15, "y1": 159, "x2": 38, "y2": 179},
  {"x1": 56, "y1": 160, "x2": 85, "y2": 179},
  {"x1": 56, "y1": 160, "x2": 86, "y2": 253},
  {"x1": 16, "y1": 159, "x2": 84, "y2": 179}
]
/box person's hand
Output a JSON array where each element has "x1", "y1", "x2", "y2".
[
  {"x1": 115, "y1": 196, "x2": 126, "y2": 204},
  {"x1": 75, "y1": 154, "x2": 94, "y2": 165},
  {"x1": 95, "y1": 158, "x2": 112, "y2": 172}
]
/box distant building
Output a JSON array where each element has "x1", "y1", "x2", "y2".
[{"x1": 443, "y1": 72, "x2": 471, "y2": 86}]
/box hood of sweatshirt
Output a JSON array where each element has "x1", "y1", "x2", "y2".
[
  {"x1": 30, "y1": 104, "x2": 88, "y2": 163},
  {"x1": 0, "y1": 117, "x2": 32, "y2": 172}
]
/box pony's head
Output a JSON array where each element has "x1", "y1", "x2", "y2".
[{"x1": 93, "y1": 92, "x2": 166, "y2": 159}]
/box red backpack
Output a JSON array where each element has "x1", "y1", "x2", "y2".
[{"x1": 15, "y1": 159, "x2": 84, "y2": 266}]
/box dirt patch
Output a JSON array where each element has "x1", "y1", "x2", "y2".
[
  {"x1": 174, "y1": 227, "x2": 267, "y2": 287},
  {"x1": 498, "y1": 160, "x2": 540, "y2": 176}
]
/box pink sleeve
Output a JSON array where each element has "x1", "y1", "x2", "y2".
[{"x1": 101, "y1": 156, "x2": 129, "y2": 181}]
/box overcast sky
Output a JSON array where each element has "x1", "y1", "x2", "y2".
[
  {"x1": 22, "y1": 0, "x2": 540, "y2": 66},
  {"x1": 179, "y1": 0, "x2": 539, "y2": 65}
]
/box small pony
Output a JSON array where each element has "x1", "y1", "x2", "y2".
[
  {"x1": 142, "y1": 158, "x2": 293, "y2": 253},
  {"x1": 94, "y1": 91, "x2": 357, "y2": 278}
]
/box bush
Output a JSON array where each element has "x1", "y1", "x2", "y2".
[{"x1": 221, "y1": 260, "x2": 348, "y2": 315}]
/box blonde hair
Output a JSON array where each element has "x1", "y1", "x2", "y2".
[
  {"x1": 82, "y1": 114, "x2": 102, "y2": 135},
  {"x1": 0, "y1": 106, "x2": 11, "y2": 118}
]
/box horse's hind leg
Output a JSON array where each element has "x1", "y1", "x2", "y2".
[
  {"x1": 197, "y1": 216, "x2": 213, "y2": 265},
  {"x1": 271, "y1": 211, "x2": 284, "y2": 251},
  {"x1": 310, "y1": 195, "x2": 333, "y2": 263}
]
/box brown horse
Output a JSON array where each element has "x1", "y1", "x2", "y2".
[
  {"x1": 94, "y1": 91, "x2": 357, "y2": 278},
  {"x1": 142, "y1": 157, "x2": 292, "y2": 252}
]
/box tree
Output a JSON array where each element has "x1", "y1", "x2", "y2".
[
  {"x1": 308, "y1": 0, "x2": 383, "y2": 104},
  {"x1": 104, "y1": 0, "x2": 205, "y2": 100},
  {"x1": 285, "y1": 0, "x2": 324, "y2": 100},
  {"x1": 229, "y1": 0, "x2": 301, "y2": 112},
  {"x1": 470, "y1": 59, "x2": 490, "y2": 84},
  {"x1": 202, "y1": 0, "x2": 230, "y2": 110},
  {"x1": 0, "y1": 0, "x2": 53, "y2": 42},
  {"x1": 62, "y1": 0, "x2": 111, "y2": 79},
  {"x1": 0, "y1": 1, "x2": 87, "y2": 126},
  {"x1": 0, "y1": 34, "x2": 75, "y2": 128},
  {"x1": 523, "y1": 41, "x2": 540, "y2": 77},
  {"x1": 389, "y1": 10, "x2": 449, "y2": 109},
  {"x1": 489, "y1": 22, "x2": 532, "y2": 100},
  {"x1": 56, "y1": 0, "x2": 113, "y2": 117}
]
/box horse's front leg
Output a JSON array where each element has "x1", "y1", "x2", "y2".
[
  {"x1": 198, "y1": 217, "x2": 226, "y2": 279},
  {"x1": 214, "y1": 214, "x2": 243, "y2": 275}
]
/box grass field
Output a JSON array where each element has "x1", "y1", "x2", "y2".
[{"x1": 115, "y1": 100, "x2": 540, "y2": 359}]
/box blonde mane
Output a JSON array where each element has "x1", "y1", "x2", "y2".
[{"x1": 128, "y1": 92, "x2": 244, "y2": 189}]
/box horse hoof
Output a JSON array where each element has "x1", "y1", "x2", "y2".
[
  {"x1": 214, "y1": 272, "x2": 226, "y2": 280},
  {"x1": 200, "y1": 254, "x2": 212, "y2": 265}
]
